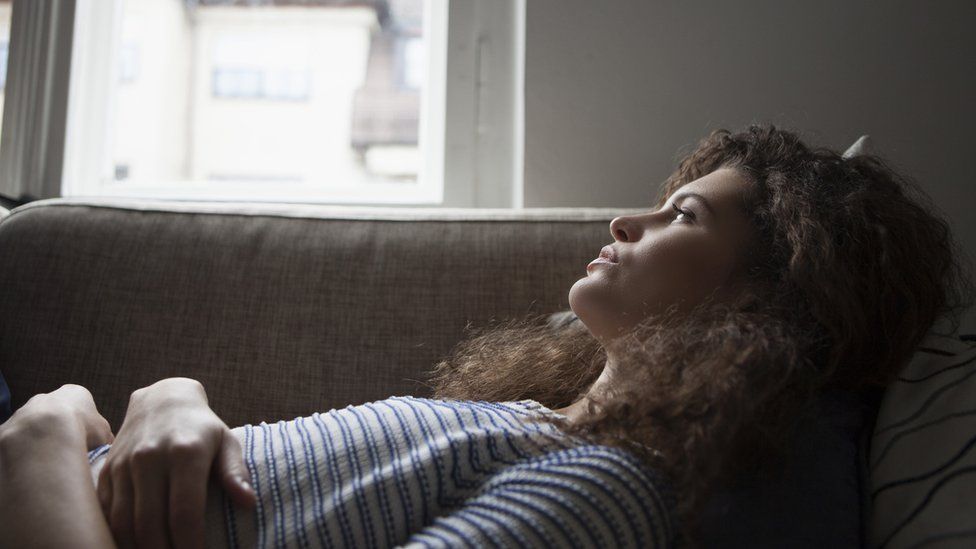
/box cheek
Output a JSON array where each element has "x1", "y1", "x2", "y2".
[{"x1": 627, "y1": 238, "x2": 733, "y2": 304}]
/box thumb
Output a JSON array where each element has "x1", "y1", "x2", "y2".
[{"x1": 215, "y1": 429, "x2": 256, "y2": 508}]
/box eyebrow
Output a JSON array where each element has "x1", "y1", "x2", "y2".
[{"x1": 671, "y1": 191, "x2": 717, "y2": 218}]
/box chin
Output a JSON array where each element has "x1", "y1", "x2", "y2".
[
  {"x1": 568, "y1": 284, "x2": 606, "y2": 340},
  {"x1": 567, "y1": 279, "x2": 585, "y2": 317}
]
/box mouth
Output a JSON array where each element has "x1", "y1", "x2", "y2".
[
  {"x1": 586, "y1": 245, "x2": 619, "y2": 272},
  {"x1": 597, "y1": 245, "x2": 619, "y2": 263},
  {"x1": 586, "y1": 258, "x2": 616, "y2": 272}
]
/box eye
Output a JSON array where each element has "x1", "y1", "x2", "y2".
[{"x1": 670, "y1": 203, "x2": 696, "y2": 223}]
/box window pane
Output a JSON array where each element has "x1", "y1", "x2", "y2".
[
  {"x1": 0, "y1": 0, "x2": 12, "y2": 145},
  {"x1": 110, "y1": 0, "x2": 426, "y2": 193}
]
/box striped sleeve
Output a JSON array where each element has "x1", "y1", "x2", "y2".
[{"x1": 400, "y1": 445, "x2": 675, "y2": 549}]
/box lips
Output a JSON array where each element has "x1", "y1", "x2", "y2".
[{"x1": 598, "y1": 245, "x2": 618, "y2": 263}]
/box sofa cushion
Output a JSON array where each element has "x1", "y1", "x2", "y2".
[
  {"x1": 0, "y1": 198, "x2": 644, "y2": 429},
  {"x1": 869, "y1": 333, "x2": 976, "y2": 548},
  {"x1": 700, "y1": 388, "x2": 877, "y2": 548}
]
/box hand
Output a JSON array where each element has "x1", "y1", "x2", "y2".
[
  {"x1": 0, "y1": 385, "x2": 117, "y2": 548},
  {"x1": 0, "y1": 384, "x2": 114, "y2": 451},
  {"x1": 96, "y1": 377, "x2": 256, "y2": 549}
]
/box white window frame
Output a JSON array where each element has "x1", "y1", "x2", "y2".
[{"x1": 0, "y1": 0, "x2": 524, "y2": 208}]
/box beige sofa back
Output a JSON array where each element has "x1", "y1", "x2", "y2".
[{"x1": 0, "y1": 198, "x2": 645, "y2": 429}]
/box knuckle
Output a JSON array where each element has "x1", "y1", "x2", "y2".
[
  {"x1": 170, "y1": 376, "x2": 203, "y2": 389},
  {"x1": 129, "y1": 387, "x2": 146, "y2": 403},
  {"x1": 130, "y1": 444, "x2": 163, "y2": 467},
  {"x1": 109, "y1": 460, "x2": 129, "y2": 480},
  {"x1": 26, "y1": 392, "x2": 54, "y2": 408},
  {"x1": 167, "y1": 438, "x2": 205, "y2": 461}
]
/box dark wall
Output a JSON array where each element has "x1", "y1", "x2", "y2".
[{"x1": 525, "y1": 0, "x2": 976, "y2": 330}]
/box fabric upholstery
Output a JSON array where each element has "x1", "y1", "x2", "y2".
[
  {"x1": 0, "y1": 198, "x2": 643, "y2": 429},
  {"x1": 700, "y1": 389, "x2": 877, "y2": 548},
  {"x1": 869, "y1": 333, "x2": 976, "y2": 548}
]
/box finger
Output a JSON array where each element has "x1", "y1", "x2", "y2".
[
  {"x1": 132, "y1": 450, "x2": 171, "y2": 549},
  {"x1": 97, "y1": 464, "x2": 113, "y2": 520},
  {"x1": 87, "y1": 416, "x2": 115, "y2": 449},
  {"x1": 94, "y1": 404, "x2": 115, "y2": 443},
  {"x1": 53, "y1": 384, "x2": 114, "y2": 449},
  {"x1": 168, "y1": 454, "x2": 211, "y2": 549},
  {"x1": 109, "y1": 464, "x2": 136, "y2": 549},
  {"x1": 215, "y1": 430, "x2": 256, "y2": 508}
]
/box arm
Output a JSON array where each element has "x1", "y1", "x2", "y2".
[
  {"x1": 402, "y1": 446, "x2": 676, "y2": 549},
  {"x1": 97, "y1": 377, "x2": 255, "y2": 548},
  {"x1": 0, "y1": 385, "x2": 116, "y2": 548}
]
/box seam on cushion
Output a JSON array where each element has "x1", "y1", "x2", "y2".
[{"x1": 3, "y1": 199, "x2": 646, "y2": 224}]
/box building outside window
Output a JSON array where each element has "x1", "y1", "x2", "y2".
[{"x1": 108, "y1": 0, "x2": 425, "y2": 193}]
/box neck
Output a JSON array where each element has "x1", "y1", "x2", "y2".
[{"x1": 551, "y1": 354, "x2": 617, "y2": 423}]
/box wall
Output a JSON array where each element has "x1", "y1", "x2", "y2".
[{"x1": 524, "y1": 0, "x2": 976, "y2": 331}]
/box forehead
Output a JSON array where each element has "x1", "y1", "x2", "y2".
[
  {"x1": 678, "y1": 168, "x2": 758, "y2": 276},
  {"x1": 671, "y1": 167, "x2": 755, "y2": 220}
]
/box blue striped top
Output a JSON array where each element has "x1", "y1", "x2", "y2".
[{"x1": 88, "y1": 396, "x2": 675, "y2": 548}]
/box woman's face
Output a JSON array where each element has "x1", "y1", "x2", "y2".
[{"x1": 569, "y1": 167, "x2": 756, "y2": 344}]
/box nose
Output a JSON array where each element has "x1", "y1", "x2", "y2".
[{"x1": 609, "y1": 215, "x2": 639, "y2": 242}]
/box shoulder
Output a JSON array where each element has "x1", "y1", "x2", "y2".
[
  {"x1": 502, "y1": 444, "x2": 676, "y2": 507},
  {"x1": 482, "y1": 444, "x2": 677, "y2": 547}
]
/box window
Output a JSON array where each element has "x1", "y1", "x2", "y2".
[
  {"x1": 0, "y1": 1, "x2": 12, "y2": 144},
  {"x1": 213, "y1": 68, "x2": 263, "y2": 99},
  {"x1": 0, "y1": 0, "x2": 524, "y2": 207},
  {"x1": 118, "y1": 41, "x2": 139, "y2": 84},
  {"x1": 211, "y1": 34, "x2": 311, "y2": 101},
  {"x1": 402, "y1": 37, "x2": 424, "y2": 90}
]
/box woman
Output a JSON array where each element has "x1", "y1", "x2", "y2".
[{"x1": 0, "y1": 124, "x2": 970, "y2": 548}]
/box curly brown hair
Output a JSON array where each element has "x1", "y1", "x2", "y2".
[{"x1": 426, "y1": 124, "x2": 974, "y2": 546}]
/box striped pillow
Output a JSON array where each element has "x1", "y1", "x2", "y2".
[{"x1": 869, "y1": 333, "x2": 976, "y2": 548}]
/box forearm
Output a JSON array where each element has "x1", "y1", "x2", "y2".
[{"x1": 0, "y1": 414, "x2": 116, "y2": 548}]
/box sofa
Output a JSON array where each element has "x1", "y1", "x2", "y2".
[{"x1": 1, "y1": 197, "x2": 972, "y2": 548}]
